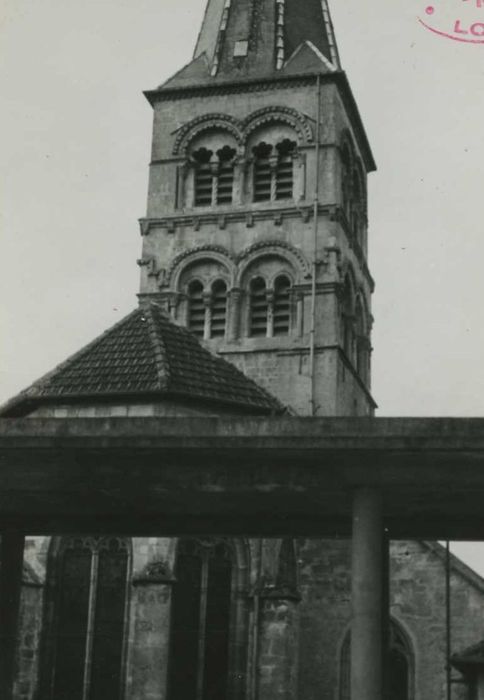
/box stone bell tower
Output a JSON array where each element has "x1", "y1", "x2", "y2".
[{"x1": 138, "y1": 0, "x2": 377, "y2": 416}]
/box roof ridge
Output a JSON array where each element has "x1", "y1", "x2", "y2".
[
  {"x1": 144, "y1": 303, "x2": 172, "y2": 390},
  {"x1": 422, "y1": 541, "x2": 484, "y2": 594}
]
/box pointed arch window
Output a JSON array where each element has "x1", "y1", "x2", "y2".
[
  {"x1": 249, "y1": 277, "x2": 269, "y2": 336},
  {"x1": 193, "y1": 146, "x2": 236, "y2": 207},
  {"x1": 47, "y1": 537, "x2": 129, "y2": 700},
  {"x1": 273, "y1": 275, "x2": 291, "y2": 336},
  {"x1": 188, "y1": 280, "x2": 206, "y2": 338},
  {"x1": 339, "y1": 620, "x2": 413, "y2": 700},
  {"x1": 253, "y1": 139, "x2": 297, "y2": 202},
  {"x1": 168, "y1": 538, "x2": 233, "y2": 700}
]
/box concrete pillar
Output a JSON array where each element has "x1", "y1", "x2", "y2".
[
  {"x1": 351, "y1": 488, "x2": 383, "y2": 700},
  {"x1": 0, "y1": 532, "x2": 25, "y2": 700}
]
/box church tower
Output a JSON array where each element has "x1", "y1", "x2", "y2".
[{"x1": 139, "y1": 0, "x2": 377, "y2": 416}]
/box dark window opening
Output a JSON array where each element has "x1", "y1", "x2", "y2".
[
  {"x1": 275, "y1": 139, "x2": 296, "y2": 200},
  {"x1": 216, "y1": 146, "x2": 236, "y2": 205},
  {"x1": 253, "y1": 142, "x2": 273, "y2": 202},
  {"x1": 193, "y1": 148, "x2": 214, "y2": 207},
  {"x1": 249, "y1": 277, "x2": 268, "y2": 337},
  {"x1": 169, "y1": 538, "x2": 233, "y2": 700},
  {"x1": 210, "y1": 279, "x2": 228, "y2": 338},
  {"x1": 193, "y1": 145, "x2": 235, "y2": 207},
  {"x1": 188, "y1": 280, "x2": 206, "y2": 338},
  {"x1": 273, "y1": 275, "x2": 291, "y2": 336},
  {"x1": 50, "y1": 537, "x2": 128, "y2": 700},
  {"x1": 253, "y1": 140, "x2": 296, "y2": 202}
]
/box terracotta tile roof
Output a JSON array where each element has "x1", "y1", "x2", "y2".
[{"x1": 0, "y1": 304, "x2": 283, "y2": 416}]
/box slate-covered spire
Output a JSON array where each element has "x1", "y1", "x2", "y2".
[{"x1": 160, "y1": 0, "x2": 341, "y2": 89}]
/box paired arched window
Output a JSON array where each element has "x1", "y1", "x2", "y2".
[
  {"x1": 342, "y1": 276, "x2": 355, "y2": 363},
  {"x1": 45, "y1": 537, "x2": 129, "y2": 700},
  {"x1": 340, "y1": 620, "x2": 413, "y2": 700},
  {"x1": 252, "y1": 139, "x2": 297, "y2": 202},
  {"x1": 187, "y1": 279, "x2": 228, "y2": 340},
  {"x1": 355, "y1": 296, "x2": 370, "y2": 385},
  {"x1": 249, "y1": 277, "x2": 269, "y2": 336},
  {"x1": 249, "y1": 274, "x2": 292, "y2": 338},
  {"x1": 168, "y1": 538, "x2": 234, "y2": 700},
  {"x1": 193, "y1": 145, "x2": 236, "y2": 207},
  {"x1": 340, "y1": 141, "x2": 367, "y2": 251}
]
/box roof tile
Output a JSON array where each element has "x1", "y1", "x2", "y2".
[{"x1": 0, "y1": 304, "x2": 283, "y2": 416}]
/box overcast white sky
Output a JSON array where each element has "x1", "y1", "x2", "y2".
[{"x1": 1, "y1": 0, "x2": 484, "y2": 572}]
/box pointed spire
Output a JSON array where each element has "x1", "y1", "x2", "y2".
[{"x1": 161, "y1": 0, "x2": 341, "y2": 90}]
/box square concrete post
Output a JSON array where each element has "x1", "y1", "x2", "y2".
[
  {"x1": 0, "y1": 531, "x2": 25, "y2": 700},
  {"x1": 351, "y1": 488, "x2": 383, "y2": 700}
]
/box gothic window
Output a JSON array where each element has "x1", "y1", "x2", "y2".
[
  {"x1": 249, "y1": 277, "x2": 269, "y2": 336},
  {"x1": 47, "y1": 537, "x2": 129, "y2": 700},
  {"x1": 252, "y1": 139, "x2": 297, "y2": 202},
  {"x1": 273, "y1": 275, "x2": 291, "y2": 336},
  {"x1": 193, "y1": 145, "x2": 236, "y2": 207},
  {"x1": 339, "y1": 620, "x2": 413, "y2": 700},
  {"x1": 168, "y1": 538, "x2": 234, "y2": 700},
  {"x1": 187, "y1": 280, "x2": 206, "y2": 338}
]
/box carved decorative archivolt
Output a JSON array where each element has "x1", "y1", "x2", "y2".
[
  {"x1": 164, "y1": 244, "x2": 236, "y2": 288},
  {"x1": 235, "y1": 240, "x2": 310, "y2": 285},
  {"x1": 242, "y1": 106, "x2": 313, "y2": 143},
  {"x1": 164, "y1": 241, "x2": 309, "y2": 292},
  {"x1": 172, "y1": 106, "x2": 313, "y2": 156},
  {"x1": 173, "y1": 113, "x2": 243, "y2": 156}
]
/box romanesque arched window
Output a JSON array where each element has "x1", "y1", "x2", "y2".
[
  {"x1": 339, "y1": 619, "x2": 413, "y2": 700},
  {"x1": 187, "y1": 278, "x2": 228, "y2": 340},
  {"x1": 168, "y1": 538, "x2": 234, "y2": 700},
  {"x1": 210, "y1": 279, "x2": 228, "y2": 338},
  {"x1": 341, "y1": 144, "x2": 352, "y2": 222},
  {"x1": 249, "y1": 277, "x2": 269, "y2": 336},
  {"x1": 273, "y1": 275, "x2": 291, "y2": 336},
  {"x1": 252, "y1": 139, "x2": 297, "y2": 202},
  {"x1": 46, "y1": 536, "x2": 129, "y2": 700},
  {"x1": 187, "y1": 280, "x2": 206, "y2": 338},
  {"x1": 342, "y1": 276, "x2": 355, "y2": 363},
  {"x1": 193, "y1": 145, "x2": 236, "y2": 207},
  {"x1": 355, "y1": 296, "x2": 369, "y2": 384}
]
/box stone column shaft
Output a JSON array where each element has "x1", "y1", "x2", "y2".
[{"x1": 351, "y1": 488, "x2": 383, "y2": 700}]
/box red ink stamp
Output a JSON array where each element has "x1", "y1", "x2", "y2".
[{"x1": 419, "y1": 0, "x2": 484, "y2": 42}]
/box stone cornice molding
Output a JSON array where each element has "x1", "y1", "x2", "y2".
[
  {"x1": 165, "y1": 244, "x2": 236, "y2": 288},
  {"x1": 144, "y1": 71, "x2": 376, "y2": 172},
  {"x1": 138, "y1": 204, "x2": 314, "y2": 236}
]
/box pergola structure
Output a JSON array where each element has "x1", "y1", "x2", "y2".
[{"x1": 1, "y1": 416, "x2": 484, "y2": 699}]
